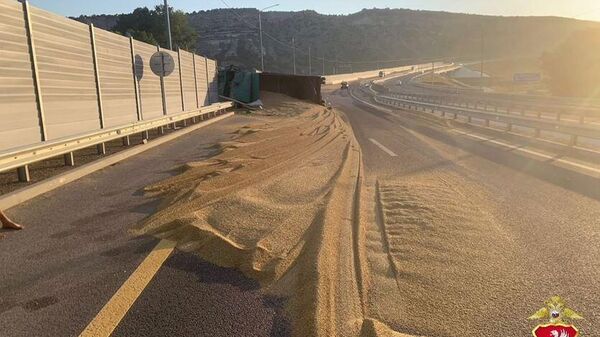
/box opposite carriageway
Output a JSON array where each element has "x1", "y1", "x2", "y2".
[
  {"x1": 358, "y1": 71, "x2": 600, "y2": 150},
  {"x1": 388, "y1": 70, "x2": 600, "y2": 125}
]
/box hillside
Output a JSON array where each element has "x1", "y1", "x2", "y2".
[{"x1": 75, "y1": 8, "x2": 600, "y2": 75}]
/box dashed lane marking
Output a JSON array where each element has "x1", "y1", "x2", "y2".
[
  {"x1": 79, "y1": 239, "x2": 176, "y2": 337},
  {"x1": 369, "y1": 138, "x2": 398, "y2": 157}
]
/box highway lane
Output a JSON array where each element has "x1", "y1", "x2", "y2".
[
  {"x1": 391, "y1": 73, "x2": 600, "y2": 123},
  {"x1": 373, "y1": 72, "x2": 600, "y2": 151},
  {"x1": 0, "y1": 114, "x2": 289, "y2": 337},
  {"x1": 329, "y1": 88, "x2": 600, "y2": 336}
]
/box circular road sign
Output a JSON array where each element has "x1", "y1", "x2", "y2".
[
  {"x1": 134, "y1": 54, "x2": 144, "y2": 81},
  {"x1": 150, "y1": 51, "x2": 175, "y2": 77}
]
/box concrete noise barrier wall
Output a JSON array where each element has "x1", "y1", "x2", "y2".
[
  {"x1": 0, "y1": 0, "x2": 219, "y2": 153},
  {"x1": 323, "y1": 62, "x2": 448, "y2": 85}
]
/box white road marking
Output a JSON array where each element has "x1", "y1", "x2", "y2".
[
  {"x1": 451, "y1": 129, "x2": 600, "y2": 174},
  {"x1": 350, "y1": 86, "x2": 599, "y2": 175},
  {"x1": 369, "y1": 138, "x2": 398, "y2": 157}
]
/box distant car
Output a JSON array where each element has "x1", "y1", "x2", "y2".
[
  {"x1": 379, "y1": 71, "x2": 386, "y2": 78},
  {"x1": 341, "y1": 81, "x2": 349, "y2": 89}
]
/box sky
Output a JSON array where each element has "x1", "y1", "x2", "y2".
[{"x1": 29, "y1": 0, "x2": 600, "y2": 22}]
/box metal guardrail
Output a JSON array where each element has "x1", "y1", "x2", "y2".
[
  {"x1": 394, "y1": 88, "x2": 600, "y2": 120},
  {"x1": 374, "y1": 94, "x2": 600, "y2": 146},
  {"x1": 0, "y1": 102, "x2": 233, "y2": 181},
  {"x1": 412, "y1": 81, "x2": 600, "y2": 108},
  {"x1": 357, "y1": 82, "x2": 600, "y2": 146},
  {"x1": 387, "y1": 92, "x2": 599, "y2": 123}
]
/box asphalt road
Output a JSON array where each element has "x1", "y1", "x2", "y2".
[
  {"x1": 328, "y1": 87, "x2": 600, "y2": 336},
  {"x1": 2, "y1": 85, "x2": 599, "y2": 337},
  {"x1": 0, "y1": 114, "x2": 289, "y2": 337}
]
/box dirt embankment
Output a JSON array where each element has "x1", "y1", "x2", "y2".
[{"x1": 133, "y1": 92, "x2": 370, "y2": 336}]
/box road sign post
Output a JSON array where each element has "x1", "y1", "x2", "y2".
[{"x1": 151, "y1": 49, "x2": 175, "y2": 115}]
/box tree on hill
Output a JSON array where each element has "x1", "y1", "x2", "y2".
[
  {"x1": 112, "y1": 5, "x2": 197, "y2": 50},
  {"x1": 542, "y1": 28, "x2": 600, "y2": 97}
]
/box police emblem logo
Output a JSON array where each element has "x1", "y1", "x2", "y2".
[{"x1": 529, "y1": 296, "x2": 583, "y2": 337}]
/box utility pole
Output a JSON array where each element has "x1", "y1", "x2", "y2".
[
  {"x1": 292, "y1": 37, "x2": 296, "y2": 75},
  {"x1": 259, "y1": 11, "x2": 264, "y2": 71},
  {"x1": 259, "y1": 4, "x2": 279, "y2": 72},
  {"x1": 333, "y1": 49, "x2": 337, "y2": 74},
  {"x1": 308, "y1": 47, "x2": 312, "y2": 75},
  {"x1": 164, "y1": 0, "x2": 172, "y2": 50}
]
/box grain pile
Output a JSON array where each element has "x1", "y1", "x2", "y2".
[{"x1": 134, "y1": 92, "x2": 365, "y2": 336}]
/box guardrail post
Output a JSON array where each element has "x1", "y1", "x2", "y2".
[
  {"x1": 158, "y1": 126, "x2": 164, "y2": 135},
  {"x1": 89, "y1": 24, "x2": 105, "y2": 129},
  {"x1": 17, "y1": 166, "x2": 30, "y2": 183},
  {"x1": 569, "y1": 135, "x2": 578, "y2": 147},
  {"x1": 97, "y1": 143, "x2": 106, "y2": 155},
  {"x1": 64, "y1": 152, "x2": 75, "y2": 166},
  {"x1": 23, "y1": 0, "x2": 48, "y2": 142},
  {"x1": 142, "y1": 131, "x2": 149, "y2": 141},
  {"x1": 130, "y1": 37, "x2": 142, "y2": 121},
  {"x1": 177, "y1": 48, "x2": 185, "y2": 112},
  {"x1": 122, "y1": 136, "x2": 130, "y2": 146}
]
